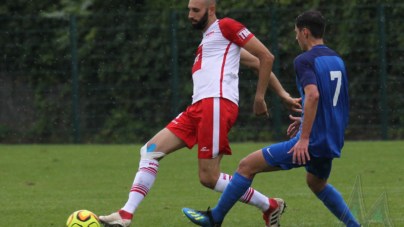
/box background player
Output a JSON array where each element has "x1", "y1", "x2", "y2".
[
  {"x1": 99, "y1": 0, "x2": 301, "y2": 226},
  {"x1": 183, "y1": 10, "x2": 362, "y2": 227}
]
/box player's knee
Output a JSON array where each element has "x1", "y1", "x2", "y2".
[
  {"x1": 237, "y1": 157, "x2": 256, "y2": 177},
  {"x1": 139, "y1": 143, "x2": 166, "y2": 161},
  {"x1": 306, "y1": 178, "x2": 327, "y2": 194}
]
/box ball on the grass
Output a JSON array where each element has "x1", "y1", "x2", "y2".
[{"x1": 66, "y1": 210, "x2": 101, "y2": 227}]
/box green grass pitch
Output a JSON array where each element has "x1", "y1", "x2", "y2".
[{"x1": 0, "y1": 141, "x2": 403, "y2": 226}]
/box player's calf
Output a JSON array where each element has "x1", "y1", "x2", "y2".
[{"x1": 199, "y1": 172, "x2": 221, "y2": 189}]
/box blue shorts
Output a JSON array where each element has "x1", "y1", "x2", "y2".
[{"x1": 262, "y1": 136, "x2": 333, "y2": 179}]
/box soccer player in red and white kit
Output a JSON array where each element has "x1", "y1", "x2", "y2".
[{"x1": 99, "y1": 0, "x2": 301, "y2": 226}]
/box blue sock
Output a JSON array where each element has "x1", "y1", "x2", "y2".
[
  {"x1": 211, "y1": 172, "x2": 252, "y2": 223},
  {"x1": 316, "y1": 184, "x2": 360, "y2": 227}
]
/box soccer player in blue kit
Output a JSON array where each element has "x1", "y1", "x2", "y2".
[{"x1": 183, "y1": 10, "x2": 361, "y2": 227}]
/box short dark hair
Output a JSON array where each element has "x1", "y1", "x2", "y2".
[{"x1": 295, "y1": 10, "x2": 325, "y2": 39}]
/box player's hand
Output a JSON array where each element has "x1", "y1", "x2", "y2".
[
  {"x1": 287, "y1": 138, "x2": 310, "y2": 165},
  {"x1": 253, "y1": 98, "x2": 269, "y2": 118},
  {"x1": 287, "y1": 115, "x2": 301, "y2": 138},
  {"x1": 282, "y1": 97, "x2": 302, "y2": 113}
]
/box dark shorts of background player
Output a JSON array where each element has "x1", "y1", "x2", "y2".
[{"x1": 262, "y1": 133, "x2": 333, "y2": 179}]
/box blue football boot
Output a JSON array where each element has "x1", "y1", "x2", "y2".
[{"x1": 182, "y1": 207, "x2": 222, "y2": 227}]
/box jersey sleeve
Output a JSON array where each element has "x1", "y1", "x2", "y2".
[
  {"x1": 294, "y1": 56, "x2": 317, "y2": 89},
  {"x1": 218, "y1": 18, "x2": 254, "y2": 47}
]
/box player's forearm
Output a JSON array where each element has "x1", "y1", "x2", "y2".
[
  {"x1": 250, "y1": 67, "x2": 259, "y2": 75},
  {"x1": 300, "y1": 88, "x2": 319, "y2": 140},
  {"x1": 245, "y1": 59, "x2": 259, "y2": 75},
  {"x1": 267, "y1": 72, "x2": 290, "y2": 100},
  {"x1": 255, "y1": 53, "x2": 274, "y2": 100},
  {"x1": 240, "y1": 48, "x2": 259, "y2": 74}
]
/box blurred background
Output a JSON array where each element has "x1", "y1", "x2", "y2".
[{"x1": 0, "y1": 0, "x2": 403, "y2": 144}]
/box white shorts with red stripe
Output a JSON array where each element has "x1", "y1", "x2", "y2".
[{"x1": 166, "y1": 97, "x2": 238, "y2": 159}]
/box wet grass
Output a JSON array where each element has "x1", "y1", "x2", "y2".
[{"x1": 0, "y1": 141, "x2": 403, "y2": 226}]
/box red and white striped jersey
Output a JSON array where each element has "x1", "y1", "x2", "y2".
[{"x1": 191, "y1": 18, "x2": 254, "y2": 105}]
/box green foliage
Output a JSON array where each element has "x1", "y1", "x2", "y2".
[
  {"x1": 0, "y1": 1, "x2": 403, "y2": 143},
  {"x1": 0, "y1": 125, "x2": 11, "y2": 140}
]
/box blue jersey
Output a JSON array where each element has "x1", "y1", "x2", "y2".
[{"x1": 294, "y1": 45, "x2": 349, "y2": 158}]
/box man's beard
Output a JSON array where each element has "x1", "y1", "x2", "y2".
[{"x1": 191, "y1": 11, "x2": 209, "y2": 30}]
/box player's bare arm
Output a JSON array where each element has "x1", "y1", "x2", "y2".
[
  {"x1": 240, "y1": 48, "x2": 259, "y2": 74},
  {"x1": 242, "y1": 37, "x2": 273, "y2": 118},
  {"x1": 267, "y1": 75, "x2": 302, "y2": 113},
  {"x1": 240, "y1": 48, "x2": 302, "y2": 113},
  {"x1": 287, "y1": 115, "x2": 301, "y2": 138},
  {"x1": 287, "y1": 84, "x2": 319, "y2": 165}
]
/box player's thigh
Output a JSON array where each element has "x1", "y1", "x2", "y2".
[
  {"x1": 237, "y1": 150, "x2": 283, "y2": 178},
  {"x1": 197, "y1": 97, "x2": 238, "y2": 159},
  {"x1": 162, "y1": 106, "x2": 199, "y2": 154},
  {"x1": 261, "y1": 136, "x2": 302, "y2": 170},
  {"x1": 148, "y1": 128, "x2": 187, "y2": 155}
]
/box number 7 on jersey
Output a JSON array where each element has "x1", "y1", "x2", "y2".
[{"x1": 330, "y1": 71, "x2": 342, "y2": 107}]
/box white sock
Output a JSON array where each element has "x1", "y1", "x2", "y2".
[
  {"x1": 121, "y1": 159, "x2": 159, "y2": 214},
  {"x1": 214, "y1": 172, "x2": 270, "y2": 212}
]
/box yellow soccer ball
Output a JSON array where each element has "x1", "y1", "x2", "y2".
[{"x1": 66, "y1": 210, "x2": 101, "y2": 227}]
